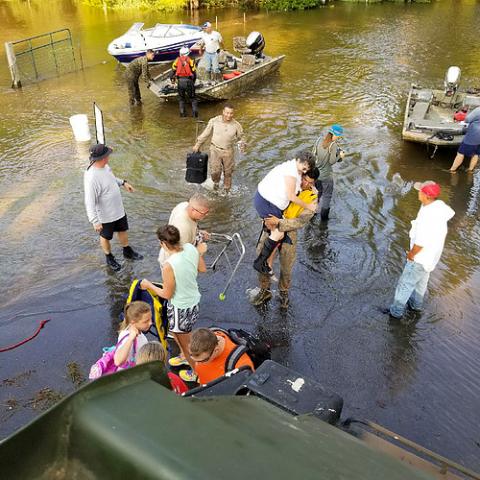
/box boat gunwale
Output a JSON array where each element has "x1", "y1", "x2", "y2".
[{"x1": 150, "y1": 54, "x2": 286, "y2": 101}]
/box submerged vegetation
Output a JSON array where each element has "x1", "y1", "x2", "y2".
[{"x1": 81, "y1": 0, "x2": 429, "y2": 12}]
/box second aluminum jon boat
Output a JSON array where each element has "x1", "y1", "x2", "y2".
[{"x1": 402, "y1": 66, "x2": 480, "y2": 155}]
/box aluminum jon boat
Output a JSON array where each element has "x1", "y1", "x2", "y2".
[
  {"x1": 402, "y1": 66, "x2": 480, "y2": 155},
  {"x1": 149, "y1": 32, "x2": 285, "y2": 102},
  {"x1": 107, "y1": 23, "x2": 202, "y2": 64}
]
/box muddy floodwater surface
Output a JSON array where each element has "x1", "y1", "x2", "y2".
[{"x1": 0, "y1": 0, "x2": 479, "y2": 472}]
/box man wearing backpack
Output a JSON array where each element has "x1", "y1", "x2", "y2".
[
  {"x1": 185, "y1": 327, "x2": 255, "y2": 384},
  {"x1": 170, "y1": 46, "x2": 198, "y2": 118}
]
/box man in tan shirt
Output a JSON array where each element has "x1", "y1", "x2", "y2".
[
  {"x1": 158, "y1": 193, "x2": 210, "y2": 267},
  {"x1": 192, "y1": 103, "x2": 245, "y2": 191}
]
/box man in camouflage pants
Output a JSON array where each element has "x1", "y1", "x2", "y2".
[
  {"x1": 125, "y1": 49, "x2": 155, "y2": 105},
  {"x1": 251, "y1": 169, "x2": 319, "y2": 309}
]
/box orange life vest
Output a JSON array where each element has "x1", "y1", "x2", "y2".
[
  {"x1": 176, "y1": 56, "x2": 193, "y2": 78},
  {"x1": 454, "y1": 110, "x2": 467, "y2": 122}
]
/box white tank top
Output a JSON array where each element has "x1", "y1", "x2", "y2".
[{"x1": 257, "y1": 159, "x2": 301, "y2": 210}]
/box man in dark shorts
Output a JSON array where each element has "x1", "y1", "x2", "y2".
[{"x1": 84, "y1": 144, "x2": 143, "y2": 271}]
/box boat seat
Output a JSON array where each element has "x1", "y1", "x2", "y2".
[
  {"x1": 410, "y1": 101, "x2": 430, "y2": 120},
  {"x1": 410, "y1": 119, "x2": 465, "y2": 134},
  {"x1": 414, "y1": 89, "x2": 433, "y2": 103},
  {"x1": 233, "y1": 36, "x2": 251, "y2": 54},
  {"x1": 462, "y1": 95, "x2": 480, "y2": 110}
]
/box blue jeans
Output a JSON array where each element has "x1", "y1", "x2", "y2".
[
  {"x1": 204, "y1": 52, "x2": 220, "y2": 73},
  {"x1": 389, "y1": 260, "x2": 430, "y2": 318}
]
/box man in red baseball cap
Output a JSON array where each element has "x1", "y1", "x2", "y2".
[{"x1": 382, "y1": 180, "x2": 455, "y2": 319}]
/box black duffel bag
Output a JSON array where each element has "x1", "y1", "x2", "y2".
[{"x1": 186, "y1": 152, "x2": 208, "y2": 184}]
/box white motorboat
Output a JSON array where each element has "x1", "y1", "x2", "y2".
[{"x1": 107, "y1": 23, "x2": 202, "y2": 64}]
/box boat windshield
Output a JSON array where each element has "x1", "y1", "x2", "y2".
[
  {"x1": 127, "y1": 23, "x2": 144, "y2": 34},
  {"x1": 152, "y1": 25, "x2": 183, "y2": 38}
]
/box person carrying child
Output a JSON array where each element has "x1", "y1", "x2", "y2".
[
  {"x1": 141, "y1": 224, "x2": 207, "y2": 383},
  {"x1": 253, "y1": 150, "x2": 316, "y2": 275},
  {"x1": 114, "y1": 301, "x2": 152, "y2": 368}
]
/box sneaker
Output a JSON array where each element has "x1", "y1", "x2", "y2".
[
  {"x1": 179, "y1": 369, "x2": 198, "y2": 383},
  {"x1": 168, "y1": 355, "x2": 189, "y2": 367},
  {"x1": 378, "y1": 306, "x2": 402, "y2": 319},
  {"x1": 279, "y1": 291, "x2": 289, "y2": 309},
  {"x1": 250, "y1": 288, "x2": 273, "y2": 306},
  {"x1": 105, "y1": 254, "x2": 122, "y2": 272},
  {"x1": 123, "y1": 246, "x2": 143, "y2": 261}
]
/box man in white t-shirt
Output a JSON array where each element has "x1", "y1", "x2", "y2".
[
  {"x1": 383, "y1": 181, "x2": 455, "y2": 319},
  {"x1": 199, "y1": 21, "x2": 223, "y2": 80},
  {"x1": 158, "y1": 193, "x2": 210, "y2": 267}
]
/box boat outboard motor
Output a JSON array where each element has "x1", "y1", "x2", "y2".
[
  {"x1": 444, "y1": 66, "x2": 461, "y2": 97},
  {"x1": 246, "y1": 31, "x2": 265, "y2": 58}
]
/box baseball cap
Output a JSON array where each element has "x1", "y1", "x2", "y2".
[
  {"x1": 329, "y1": 124, "x2": 344, "y2": 136},
  {"x1": 414, "y1": 180, "x2": 441, "y2": 198}
]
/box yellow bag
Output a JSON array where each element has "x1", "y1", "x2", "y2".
[
  {"x1": 126, "y1": 279, "x2": 168, "y2": 350},
  {"x1": 283, "y1": 190, "x2": 317, "y2": 219}
]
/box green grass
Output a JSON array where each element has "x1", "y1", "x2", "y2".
[{"x1": 83, "y1": 0, "x2": 189, "y2": 12}]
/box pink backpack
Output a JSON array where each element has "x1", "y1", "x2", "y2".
[{"x1": 89, "y1": 336, "x2": 137, "y2": 380}]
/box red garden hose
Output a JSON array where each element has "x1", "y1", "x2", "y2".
[{"x1": 0, "y1": 319, "x2": 50, "y2": 352}]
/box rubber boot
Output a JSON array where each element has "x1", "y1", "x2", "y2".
[
  {"x1": 253, "y1": 238, "x2": 278, "y2": 275},
  {"x1": 224, "y1": 174, "x2": 232, "y2": 192},
  {"x1": 192, "y1": 99, "x2": 199, "y2": 118},
  {"x1": 250, "y1": 288, "x2": 273, "y2": 306},
  {"x1": 179, "y1": 99, "x2": 186, "y2": 117},
  {"x1": 279, "y1": 291, "x2": 289, "y2": 310},
  {"x1": 106, "y1": 253, "x2": 122, "y2": 272},
  {"x1": 320, "y1": 208, "x2": 330, "y2": 221},
  {"x1": 123, "y1": 246, "x2": 143, "y2": 261}
]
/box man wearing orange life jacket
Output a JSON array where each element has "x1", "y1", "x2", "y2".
[{"x1": 171, "y1": 46, "x2": 198, "y2": 118}]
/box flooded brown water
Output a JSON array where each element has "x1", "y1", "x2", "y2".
[{"x1": 1, "y1": 0, "x2": 480, "y2": 471}]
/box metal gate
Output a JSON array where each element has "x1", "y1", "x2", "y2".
[{"x1": 4, "y1": 28, "x2": 82, "y2": 88}]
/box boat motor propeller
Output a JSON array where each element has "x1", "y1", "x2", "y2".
[{"x1": 444, "y1": 66, "x2": 461, "y2": 97}]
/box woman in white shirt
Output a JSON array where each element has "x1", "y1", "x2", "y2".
[{"x1": 253, "y1": 150, "x2": 316, "y2": 275}]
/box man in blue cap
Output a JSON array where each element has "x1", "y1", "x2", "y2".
[{"x1": 312, "y1": 124, "x2": 345, "y2": 221}]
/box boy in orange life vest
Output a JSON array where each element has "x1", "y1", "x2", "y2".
[
  {"x1": 185, "y1": 328, "x2": 254, "y2": 384},
  {"x1": 171, "y1": 46, "x2": 198, "y2": 118}
]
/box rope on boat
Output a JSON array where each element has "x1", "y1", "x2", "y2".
[{"x1": 0, "y1": 319, "x2": 50, "y2": 353}]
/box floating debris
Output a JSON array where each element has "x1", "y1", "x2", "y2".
[
  {"x1": 25, "y1": 388, "x2": 64, "y2": 411},
  {"x1": 1, "y1": 370, "x2": 35, "y2": 387},
  {"x1": 67, "y1": 362, "x2": 85, "y2": 387}
]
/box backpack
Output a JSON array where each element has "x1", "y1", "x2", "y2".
[
  {"x1": 88, "y1": 336, "x2": 137, "y2": 380},
  {"x1": 186, "y1": 152, "x2": 208, "y2": 184},
  {"x1": 126, "y1": 279, "x2": 168, "y2": 350},
  {"x1": 211, "y1": 327, "x2": 271, "y2": 370}
]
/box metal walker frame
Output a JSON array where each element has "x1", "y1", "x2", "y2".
[{"x1": 206, "y1": 233, "x2": 245, "y2": 300}]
